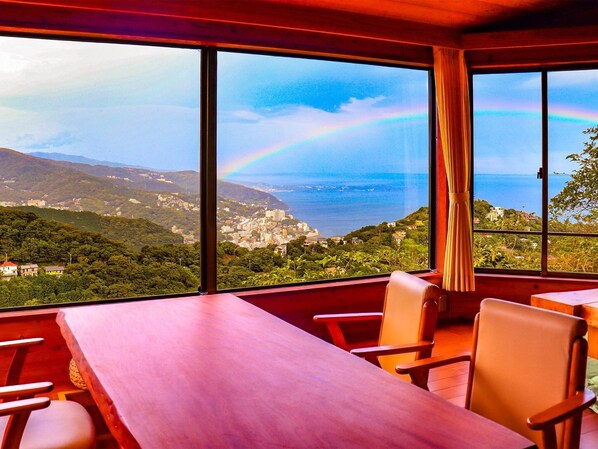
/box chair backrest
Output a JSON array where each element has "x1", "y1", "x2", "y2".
[
  {"x1": 377, "y1": 271, "x2": 440, "y2": 374},
  {"x1": 467, "y1": 298, "x2": 588, "y2": 449}
]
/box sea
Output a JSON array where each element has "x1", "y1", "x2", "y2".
[{"x1": 226, "y1": 173, "x2": 571, "y2": 237}]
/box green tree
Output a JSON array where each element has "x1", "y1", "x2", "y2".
[{"x1": 550, "y1": 125, "x2": 598, "y2": 223}]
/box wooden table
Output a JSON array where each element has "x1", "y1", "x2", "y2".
[
  {"x1": 531, "y1": 289, "x2": 598, "y2": 358},
  {"x1": 57, "y1": 294, "x2": 535, "y2": 449}
]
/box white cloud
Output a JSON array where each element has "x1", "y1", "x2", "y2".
[{"x1": 549, "y1": 70, "x2": 598, "y2": 88}]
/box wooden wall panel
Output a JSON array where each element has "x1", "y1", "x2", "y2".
[
  {"x1": 238, "y1": 273, "x2": 444, "y2": 344},
  {"x1": 0, "y1": 310, "x2": 72, "y2": 391},
  {"x1": 448, "y1": 274, "x2": 598, "y2": 319}
]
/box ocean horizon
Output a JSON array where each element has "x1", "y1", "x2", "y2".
[{"x1": 225, "y1": 173, "x2": 570, "y2": 237}]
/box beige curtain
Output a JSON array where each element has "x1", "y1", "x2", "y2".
[{"x1": 434, "y1": 47, "x2": 475, "y2": 292}]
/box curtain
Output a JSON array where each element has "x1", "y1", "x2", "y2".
[{"x1": 434, "y1": 47, "x2": 475, "y2": 292}]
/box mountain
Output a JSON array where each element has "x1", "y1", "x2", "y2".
[
  {"x1": 28, "y1": 151, "x2": 149, "y2": 169},
  {"x1": 0, "y1": 148, "x2": 288, "y2": 242},
  {"x1": 42, "y1": 155, "x2": 287, "y2": 208}
]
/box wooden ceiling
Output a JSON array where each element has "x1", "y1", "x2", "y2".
[
  {"x1": 251, "y1": 0, "x2": 589, "y2": 31},
  {"x1": 0, "y1": 0, "x2": 597, "y2": 67}
]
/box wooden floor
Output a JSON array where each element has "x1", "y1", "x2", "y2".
[{"x1": 431, "y1": 321, "x2": 598, "y2": 449}]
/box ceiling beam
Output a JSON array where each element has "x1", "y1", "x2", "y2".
[
  {"x1": 467, "y1": 42, "x2": 598, "y2": 70},
  {"x1": 462, "y1": 24, "x2": 598, "y2": 50},
  {"x1": 0, "y1": 1, "x2": 435, "y2": 65},
  {"x1": 0, "y1": 0, "x2": 460, "y2": 50}
]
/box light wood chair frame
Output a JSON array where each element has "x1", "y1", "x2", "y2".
[
  {"x1": 0, "y1": 338, "x2": 58, "y2": 448},
  {"x1": 397, "y1": 308, "x2": 596, "y2": 449},
  {"x1": 314, "y1": 277, "x2": 439, "y2": 381}
]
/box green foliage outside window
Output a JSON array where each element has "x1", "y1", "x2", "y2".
[{"x1": 475, "y1": 125, "x2": 598, "y2": 273}]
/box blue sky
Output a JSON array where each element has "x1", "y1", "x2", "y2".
[
  {"x1": 1, "y1": 36, "x2": 596, "y2": 177},
  {"x1": 0, "y1": 37, "x2": 200, "y2": 171},
  {"x1": 474, "y1": 70, "x2": 598, "y2": 175},
  {"x1": 217, "y1": 52, "x2": 430, "y2": 178}
]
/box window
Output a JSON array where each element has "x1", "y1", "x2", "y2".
[
  {"x1": 473, "y1": 68, "x2": 598, "y2": 275},
  {"x1": 0, "y1": 37, "x2": 434, "y2": 308},
  {"x1": 473, "y1": 73, "x2": 542, "y2": 271},
  {"x1": 547, "y1": 69, "x2": 598, "y2": 274},
  {"x1": 0, "y1": 36, "x2": 201, "y2": 307},
  {"x1": 216, "y1": 52, "x2": 432, "y2": 289}
]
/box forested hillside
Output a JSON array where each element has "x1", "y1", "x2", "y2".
[
  {"x1": 0, "y1": 206, "x2": 429, "y2": 306},
  {"x1": 0, "y1": 209, "x2": 199, "y2": 307},
  {"x1": 10, "y1": 206, "x2": 183, "y2": 249}
]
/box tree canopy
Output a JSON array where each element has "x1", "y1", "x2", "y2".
[{"x1": 550, "y1": 125, "x2": 598, "y2": 223}]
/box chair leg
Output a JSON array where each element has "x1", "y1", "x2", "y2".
[
  {"x1": 562, "y1": 415, "x2": 583, "y2": 449},
  {"x1": 408, "y1": 368, "x2": 430, "y2": 391},
  {"x1": 540, "y1": 426, "x2": 558, "y2": 449}
]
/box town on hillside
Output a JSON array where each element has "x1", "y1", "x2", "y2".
[{"x1": 218, "y1": 207, "x2": 319, "y2": 250}]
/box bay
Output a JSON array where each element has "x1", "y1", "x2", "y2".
[{"x1": 226, "y1": 173, "x2": 571, "y2": 237}]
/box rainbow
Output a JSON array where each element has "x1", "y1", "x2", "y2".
[
  {"x1": 218, "y1": 106, "x2": 428, "y2": 178},
  {"x1": 475, "y1": 103, "x2": 598, "y2": 124},
  {"x1": 219, "y1": 103, "x2": 598, "y2": 178}
]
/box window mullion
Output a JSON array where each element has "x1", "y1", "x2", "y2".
[
  {"x1": 541, "y1": 70, "x2": 549, "y2": 276},
  {"x1": 200, "y1": 48, "x2": 218, "y2": 294}
]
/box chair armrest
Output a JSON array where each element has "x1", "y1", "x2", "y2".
[
  {"x1": 351, "y1": 341, "x2": 434, "y2": 358},
  {"x1": 0, "y1": 397, "x2": 51, "y2": 448},
  {"x1": 396, "y1": 352, "x2": 471, "y2": 373},
  {"x1": 313, "y1": 312, "x2": 383, "y2": 323},
  {"x1": 0, "y1": 382, "x2": 53, "y2": 401},
  {"x1": 395, "y1": 353, "x2": 471, "y2": 390},
  {"x1": 527, "y1": 389, "x2": 596, "y2": 431},
  {"x1": 0, "y1": 338, "x2": 44, "y2": 350},
  {"x1": 0, "y1": 397, "x2": 51, "y2": 417},
  {"x1": 313, "y1": 313, "x2": 382, "y2": 351}
]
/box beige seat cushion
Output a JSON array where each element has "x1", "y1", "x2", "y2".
[{"x1": 0, "y1": 400, "x2": 96, "y2": 449}]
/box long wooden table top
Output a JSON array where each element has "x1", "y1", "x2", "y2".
[
  {"x1": 531, "y1": 288, "x2": 598, "y2": 315},
  {"x1": 57, "y1": 294, "x2": 535, "y2": 449}
]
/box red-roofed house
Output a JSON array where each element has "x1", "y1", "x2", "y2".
[{"x1": 0, "y1": 261, "x2": 18, "y2": 281}]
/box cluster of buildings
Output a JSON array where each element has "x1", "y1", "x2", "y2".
[
  {"x1": 0, "y1": 199, "x2": 47, "y2": 208},
  {"x1": 481, "y1": 205, "x2": 541, "y2": 224},
  {"x1": 0, "y1": 261, "x2": 65, "y2": 281},
  {"x1": 219, "y1": 207, "x2": 317, "y2": 250}
]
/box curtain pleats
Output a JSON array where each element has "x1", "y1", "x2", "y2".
[{"x1": 434, "y1": 47, "x2": 475, "y2": 292}]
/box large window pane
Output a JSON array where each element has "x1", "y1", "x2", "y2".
[
  {"x1": 473, "y1": 73, "x2": 542, "y2": 270},
  {"x1": 217, "y1": 52, "x2": 430, "y2": 289},
  {"x1": 548, "y1": 69, "x2": 598, "y2": 273},
  {"x1": 0, "y1": 37, "x2": 200, "y2": 307}
]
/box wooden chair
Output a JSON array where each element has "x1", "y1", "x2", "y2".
[
  {"x1": 397, "y1": 298, "x2": 596, "y2": 449},
  {"x1": 0, "y1": 338, "x2": 96, "y2": 449},
  {"x1": 313, "y1": 270, "x2": 440, "y2": 378}
]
